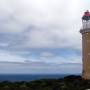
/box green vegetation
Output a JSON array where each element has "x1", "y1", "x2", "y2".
[{"x1": 0, "y1": 75, "x2": 89, "y2": 90}]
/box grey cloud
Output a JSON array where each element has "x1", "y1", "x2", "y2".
[
  {"x1": 39, "y1": 53, "x2": 82, "y2": 64},
  {"x1": 0, "y1": 0, "x2": 88, "y2": 67},
  {"x1": 3, "y1": 27, "x2": 81, "y2": 50},
  {"x1": 0, "y1": 0, "x2": 84, "y2": 49},
  {"x1": 0, "y1": 50, "x2": 25, "y2": 62}
]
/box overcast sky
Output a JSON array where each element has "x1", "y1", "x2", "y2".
[{"x1": 0, "y1": 0, "x2": 89, "y2": 74}]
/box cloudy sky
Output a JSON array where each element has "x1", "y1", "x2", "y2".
[{"x1": 0, "y1": 0, "x2": 89, "y2": 74}]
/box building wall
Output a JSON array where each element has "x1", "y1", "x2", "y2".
[{"x1": 82, "y1": 32, "x2": 90, "y2": 79}]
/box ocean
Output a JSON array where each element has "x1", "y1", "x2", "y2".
[{"x1": 0, "y1": 74, "x2": 80, "y2": 81}]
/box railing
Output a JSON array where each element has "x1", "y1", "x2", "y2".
[{"x1": 82, "y1": 21, "x2": 90, "y2": 29}]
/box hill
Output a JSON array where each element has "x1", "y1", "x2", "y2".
[{"x1": 0, "y1": 75, "x2": 89, "y2": 90}]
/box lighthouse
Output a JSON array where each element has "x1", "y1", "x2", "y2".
[{"x1": 80, "y1": 10, "x2": 90, "y2": 79}]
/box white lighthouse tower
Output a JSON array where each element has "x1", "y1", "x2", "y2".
[{"x1": 80, "y1": 10, "x2": 90, "y2": 79}]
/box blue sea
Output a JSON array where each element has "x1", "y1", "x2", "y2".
[{"x1": 0, "y1": 74, "x2": 81, "y2": 81}]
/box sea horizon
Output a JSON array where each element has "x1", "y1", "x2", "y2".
[{"x1": 0, "y1": 73, "x2": 81, "y2": 81}]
